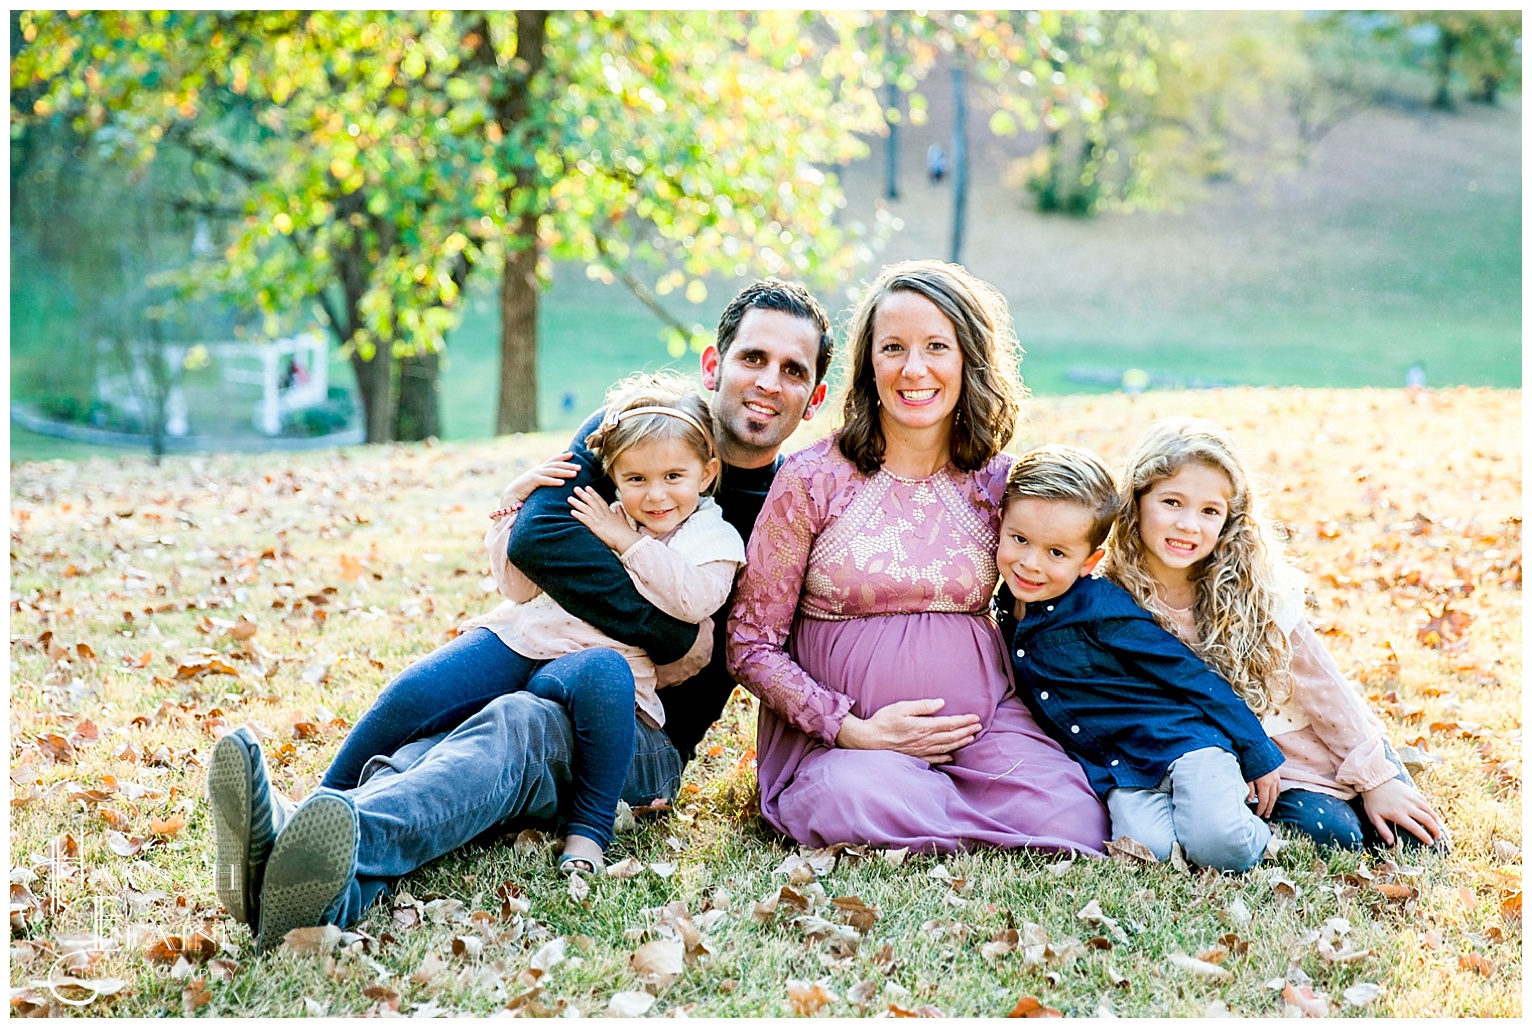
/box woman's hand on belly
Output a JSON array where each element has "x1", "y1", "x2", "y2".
[{"x1": 834, "y1": 699, "x2": 983, "y2": 765}]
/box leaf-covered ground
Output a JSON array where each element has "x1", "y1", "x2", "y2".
[{"x1": 9, "y1": 387, "x2": 1521, "y2": 1017}]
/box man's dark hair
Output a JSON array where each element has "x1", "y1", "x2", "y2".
[{"x1": 715, "y1": 279, "x2": 834, "y2": 385}]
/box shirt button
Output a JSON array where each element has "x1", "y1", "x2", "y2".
[
  {"x1": 1046, "y1": 605, "x2": 1055, "y2": 612},
  {"x1": 1015, "y1": 648, "x2": 1025, "y2": 658},
  {"x1": 1070, "y1": 725, "x2": 1080, "y2": 734},
  {"x1": 1110, "y1": 759, "x2": 1119, "y2": 766},
  {"x1": 1039, "y1": 691, "x2": 1049, "y2": 701}
]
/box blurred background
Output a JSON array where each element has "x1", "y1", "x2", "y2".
[{"x1": 9, "y1": 10, "x2": 1521, "y2": 462}]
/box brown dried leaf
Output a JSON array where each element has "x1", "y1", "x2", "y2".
[
  {"x1": 631, "y1": 938, "x2": 685, "y2": 987},
  {"x1": 181, "y1": 979, "x2": 212, "y2": 1017},
  {"x1": 832, "y1": 895, "x2": 880, "y2": 931},
  {"x1": 1105, "y1": 837, "x2": 1158, "y2": 864},
  {"x1": 144, "y1": 930, "x2": 217, "y2": 964},
  {"x1": 1458, "y1": 952, "x2": 1496, "y2": 977}
]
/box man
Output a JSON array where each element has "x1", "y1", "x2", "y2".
[{"x1": 209, "y1": 280, "x2": 832, "y2": 950}]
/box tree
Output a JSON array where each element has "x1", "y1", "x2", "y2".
[
  {"x1": 14, "y1": 11, "x2": 889, "y2": 440},
  {"x1": 1396, "y1": 11, "x2": 1522, "y2": 109}
]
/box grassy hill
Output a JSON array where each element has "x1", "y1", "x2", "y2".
[
  {"x1": 9, "y1": 93, "x2": 1520, "y2": 463},
  {"x1": 8, "y1": 386, "x2": 1521, "y2": 1016}
]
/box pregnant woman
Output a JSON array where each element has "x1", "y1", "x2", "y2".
[{"x1": 727, "y1": 259, "x2": 1108, "y2": 854}]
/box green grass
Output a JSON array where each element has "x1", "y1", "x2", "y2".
[
  {"x1": 10, "y1": 99, "x2": 1522, "y2": 464},
  {"x1": 8, "y1": 386, "x2": 1521, "y2": 1017}
]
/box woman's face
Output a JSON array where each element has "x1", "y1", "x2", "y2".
[{"x1": 869, "y1": 290, "x2": 965, "y2": 438}]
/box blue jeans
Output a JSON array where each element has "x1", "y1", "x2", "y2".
[
  {"x1": 321, "y1": 630, "x2": 636, "y2": 850},
  {"x1": 319, "y1": 688, "x2": 682, "y2": 928},
  {"x1": 1267, "y1": 743, "x2": 1432, "y2": 851},
  {"x1": 1106, "y1": 746, "x2": 1271, "y2": 872}
]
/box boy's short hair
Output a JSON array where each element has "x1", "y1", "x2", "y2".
[{"x1": 1004, "y1": 445, "x2": 1122, "y2": 549}]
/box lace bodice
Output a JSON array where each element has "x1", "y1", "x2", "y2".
[{"x1": 726, "y1": 435, "x2": 1012, "y2": 743}]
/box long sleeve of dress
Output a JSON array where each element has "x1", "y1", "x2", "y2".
[
  {"x1": 726, "y1": 456, "x2": 854, "y2": 746},
  {"x1": 1280, "y1": 619, "x2": 1397, "y2": 793}
]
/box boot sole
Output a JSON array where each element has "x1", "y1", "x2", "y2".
[
  {"x1": 256, "y1": 794, "x2": 357, "y2": 953},
  {"x1": 208, "y1": 730, "x2": 261, "y2": 925}
]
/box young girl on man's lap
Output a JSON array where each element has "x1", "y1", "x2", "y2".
[
  {"x1": 1103, "y1": 417, "x2": 1445, "y2": 851},
  {"x1": 324, "y1": 371, "x2": 744, "y2": 874}
]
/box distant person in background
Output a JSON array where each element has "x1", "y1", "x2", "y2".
[
  {"x1": 1405, "y1": 364, "x2": 1426, "y2": 389},
  {"x1": 927, "y1": 142, "x2": 947, "y2": 183}
]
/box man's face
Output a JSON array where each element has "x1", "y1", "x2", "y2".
[{"x1": 702, "y1": 307, "x2": 827, "y2": 467}]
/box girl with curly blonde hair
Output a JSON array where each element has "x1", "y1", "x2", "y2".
[{"x1": 1104, "y1": 417, "x2": 1445, "y2": 851}]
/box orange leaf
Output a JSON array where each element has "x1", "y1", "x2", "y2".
[
  {"x1": 149, "y1": 812, "x2": 188, "y2": 838},
  {"x1": 1008, "y1": 995, "x2": 1063, "y2": 1017},
  {"x1": 144, "y1": 930, "x2": 217, "y2": 963},
  {"x1": 1458, "y1": 952, "x2": 1495, "y2": 977},
  {"x1": 339, "y1": 554, "x2": 364, "y2": 583}
]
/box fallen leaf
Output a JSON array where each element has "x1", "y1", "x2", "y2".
[
  {"x1": 1281, "y1": 983, "x2": 1331, "y2": 1017},
  {"x1": 1168, "y1": 952, "x2": 1230, "y2": 980},
  {"x1": 1342, "y1": 982, "x2": 1385, "y2": 1007},
  {"x1": 631, "y1": 938, "x2": 685, "y2": 987},
  {"x1": 1458, "y1": 952, "x2": 1495, "y2": 977},
  {"x1": 1105, "y1": 837, "x2": 1158, "y2": 864},
  {"x1": 786, "y1": 979, "x2": 838, "y2": 1017},
  {"x1": 181, "y1": 978, "x2": 212, "y2": 1017},
  {"x1": 144, "y1": 930, "x2": 217, "y2": 964},
  {"x1": 149, "y1": 812, "x2": 188, "y2": 838},
  {"x1": 605, "y1": 857, "x2": 645, "y2": 879},
  {"x1": 608, "y1": 991, "x2": 657, "y2": 1017},
  {"x1": 281, "y1": 925, "x2": 342, "y2": 954},
  {"x1": 1007, "y1": 995, "x2": 1063, "y2": 1017},
  {"x1": 832, "y1": 895, "x2": 880, "y2": 931}
]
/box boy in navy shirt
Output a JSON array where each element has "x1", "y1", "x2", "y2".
[{"x1": 994, "y1": 445, "x2": 1283, "y2": 871}]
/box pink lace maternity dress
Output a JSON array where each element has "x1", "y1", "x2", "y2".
[{"x1": 727, "y1": 436, "x2": 1108, "y2": 854}]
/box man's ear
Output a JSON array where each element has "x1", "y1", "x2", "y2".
[
  {"x1": 1080, "y1": 548, "x2": 1106, "y2": 577},
  {"x1": 699, "y1": 345, "x2": 721, "y2": 391},
  {"x1": 802, "y1": 381, "x2": 828, "y2": 421}
]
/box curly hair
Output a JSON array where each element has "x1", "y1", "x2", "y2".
[
  {"x1": 837, "y1": 260, "x2": 1027, "y2": 475},
  {"x1": 584, "y1": 370, "x2": 719, "y2": 494},
  {"x1": 1101, "y1": 417, "x2": 1293, "y2": 716}
]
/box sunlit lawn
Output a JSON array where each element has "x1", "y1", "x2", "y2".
[{"x1": 9, "y1": 386, "x2": 1520, "y2": 1017}]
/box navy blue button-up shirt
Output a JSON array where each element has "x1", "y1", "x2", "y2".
[{"x1": 996, "y1": 575, "x2": 1284, "y2": 799}]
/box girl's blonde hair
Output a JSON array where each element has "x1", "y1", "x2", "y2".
[
  {"x1": 585, "y1": 371, "x2": 719, "y2": 493},
  {"x1": 1103, "y1": 416, "x2": 1292, "y2": 716}
]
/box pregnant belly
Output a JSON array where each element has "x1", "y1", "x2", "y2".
[{"x1": 789, "y1": 612, "x2": 1008, "y2": 726}]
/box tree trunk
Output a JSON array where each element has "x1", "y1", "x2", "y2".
[
  {"x1": 494, "y1": 10, "x2": 549, "y2": 435},
  {"x1": 948, "y1": 60, "x2": 968, "y2": 265},
  {"x1": 350, "y1": 348, "x2": 397, "y2": 444},
  {"x1": 395, "y1": 348, "x2": 441, "y2": 441},
  {"x1": 883, "y1": 81, "x2": 900, "y2": 201},
  {"x1": 1433, "y1": 32, "x2": 1458, "y2": 110}
]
